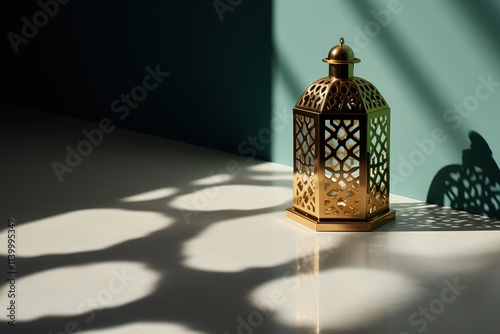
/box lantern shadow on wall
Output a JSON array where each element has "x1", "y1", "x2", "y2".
[
  {"x1": 427, "y1": 131, "x2": 500, "y2": 219},
  {"x1": 286, "y1": 38, "x2": 395, "y2": 232}
]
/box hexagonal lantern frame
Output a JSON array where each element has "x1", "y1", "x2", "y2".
[{"x1": 286, "y1": 38, "x2": 395, "y2": 231}]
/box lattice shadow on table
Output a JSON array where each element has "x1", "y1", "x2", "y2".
[{"x1": 378, "y1": 202, "x2": 500, "y2": 231}]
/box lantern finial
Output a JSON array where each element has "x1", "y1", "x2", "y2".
[{"x1": 323, "y1": 37, "x2": 360, "y2": 78}]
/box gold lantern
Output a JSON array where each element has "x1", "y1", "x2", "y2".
[{"x1": 286, "y1": 38, "x2": 395, "y2": 231}]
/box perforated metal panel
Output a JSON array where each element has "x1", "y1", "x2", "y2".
[
  {"x1": 295, "y1": 77, "x2": 387, "y2": 113},
  {"x1": 293, "y1": 113, "x2": 317, "y2": 216},
  {"x1": 368, "y1": 113, "x2": 390, "y2": 215},
  {"x1": 323, "y1": 119, "x2": 362, "y2": 217}
]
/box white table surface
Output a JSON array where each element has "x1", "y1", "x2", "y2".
[{"x1": 1, "y1": 104, "x2": 500, "y2": 334}]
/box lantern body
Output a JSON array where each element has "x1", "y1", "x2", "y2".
[{"x1": 286, "y1": 38, "x2": 395, "y2": 231}]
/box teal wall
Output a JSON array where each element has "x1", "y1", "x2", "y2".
[{"x1": 272, "y1": 0, "x2": 500, "y2": 201}]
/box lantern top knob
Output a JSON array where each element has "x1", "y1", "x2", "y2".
[{"x1": 322, "y1": 37, "x2": 360, "y2": 65}]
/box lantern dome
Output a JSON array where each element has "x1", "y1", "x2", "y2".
[
  {"x1": 296, "y1": 38, "x2": 387, "y2": 113},
  {"x1": 323, "y1": 37, "x2": 360, "y2": 64},
  {"x1": 295, "y1": 76, "x2": 388, "y2": 113}
]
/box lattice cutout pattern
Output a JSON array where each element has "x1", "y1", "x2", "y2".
[
  {"x1": 354, "y1": 78, "x2": 387, "y2": 111},
  {"x1": 294, "y1": 114, "x2": 316, "y2": 215},
  {"x1": 296, "y1": 79, "x2": 330, "y2": 112},
  {"x1": 324, "y1": 80, "x2": 363, "y2": 112},
  {"x1": 368, "y1": 115, "x2": 389, "y2": 213},
  {"x1": 324, "y1": 119, "x2": 361, "y2": 216},
  {"x1": 296, "y1": 77, "x2": 387, "y2": 113}
]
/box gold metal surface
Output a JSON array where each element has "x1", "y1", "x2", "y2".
[
  {"x1": 286, "y1": 207, "x2": 396, "y2": 232},
  {"x1": 287, "y1": 37, "x2": 395, "y2": 231}
]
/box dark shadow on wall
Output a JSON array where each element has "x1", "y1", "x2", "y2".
[
  {"x1": 0, "y1": 0, "x2": 272, "y2": 161},
  {"x1": 455, "y1": 0, "x2": 500, "y2": 56},
  {"x1": 427, "y1": 131, "x2": 500, "y2": 219}
]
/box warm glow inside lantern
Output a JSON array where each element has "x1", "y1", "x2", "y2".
[{"x1": 286, "y1": 38, "x2": 395, "y2": 231}]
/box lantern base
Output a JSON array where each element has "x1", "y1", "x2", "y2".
[{"x1": 285, "y1": 207, "x2": 395, "y2": 232}]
